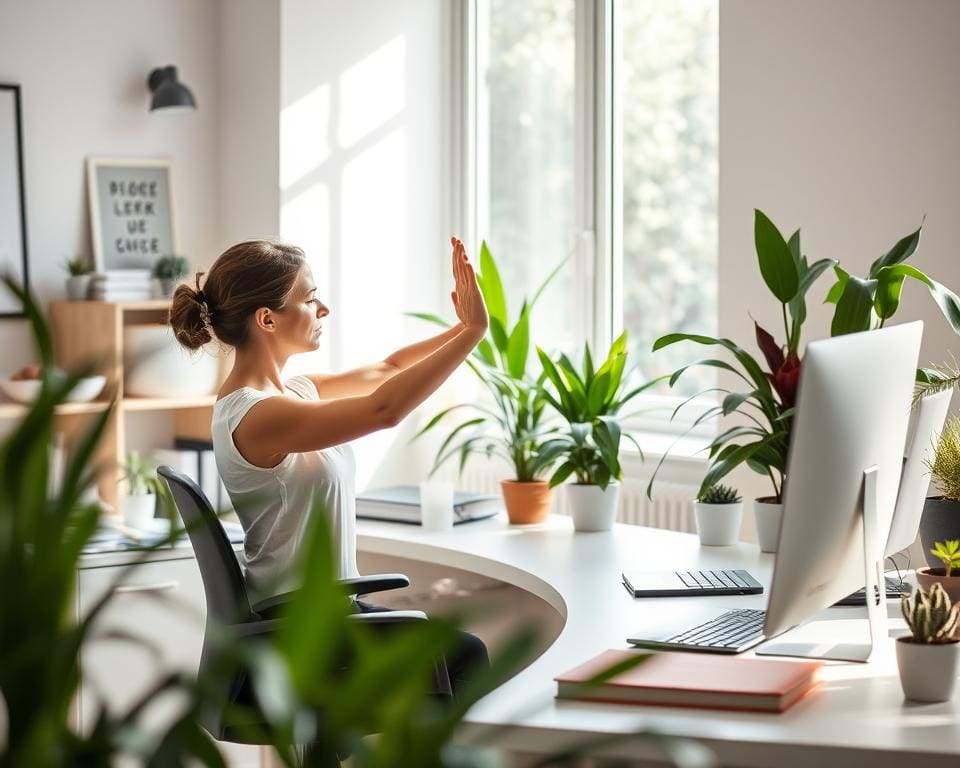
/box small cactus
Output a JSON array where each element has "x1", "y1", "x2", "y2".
[
  {"x1": 901, "y1": 582, "x2": 960, "y2": 644},
  {"x1": 697, "y1": 483, "x2": 742, "y2": 505}
]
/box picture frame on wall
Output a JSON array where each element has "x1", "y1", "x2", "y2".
[
  {"x1": 0, "y1": 83, "x2": 30, "y2": 318},
  {"x1": 86, "y1": 156, "x2": 178, "y2": 273}
]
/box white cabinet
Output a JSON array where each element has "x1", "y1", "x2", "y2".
[{"x1": 77, "y1": 553, "x2": 261, "y2": 766}]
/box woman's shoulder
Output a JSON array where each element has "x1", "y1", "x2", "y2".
[{"x1": 283, "y1": 375, "x2": 320, "y2": 401}]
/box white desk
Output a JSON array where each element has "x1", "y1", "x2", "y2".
[{"x1": 357, "y1": 515, "x2": 960, "y2": 768}]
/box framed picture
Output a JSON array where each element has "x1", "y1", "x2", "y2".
[
  {"x1": 0, "y1": 83, "x2": 29, "y2": 318},
  {"x1": 86, "y1": 156, "x2": 178, "y2": 273}
]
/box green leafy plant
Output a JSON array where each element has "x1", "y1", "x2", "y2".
[
  {"x1": 121, "y1": 450, "x2": 166, "y2": 496},
  {"x1": 535, "y1": 333, "x2": 660, "y2": 490},
  {"x1": 697, "y1": 484, "x2": 741, "y2": 505},
  {"x1": 412, "y1": 242, "x2": 566, "y2": 482},
  {"x1": 930, "y1": 540, "x2": 960, "y2": 577},
  {"x1": 925, "y1": 416, "x2": 960, "y2": 502},
  {"x1": 651, "y1": 210, "x2": 960, "y2": 504},
  {"x1": 63, "y1": 256, "x2": 92, "y2": 276},
  {"x1": 914, "y1": 356, "x2": 960, "y2": 405},
  {"x1": 901, "y1": 582, "x2": 960, "y2": 644},
  {"x1": 152, "y1": 254, "x2": 190, "y2": 280}
]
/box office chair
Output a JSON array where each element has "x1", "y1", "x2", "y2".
[{"x1": 157, "y1": 466, "x2": 452, "y2": 766}]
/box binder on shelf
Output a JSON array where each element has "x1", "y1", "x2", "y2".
[
  {"x1": 555, "y1": 649, "x2": 822, "y2": 713},
  {"x1": 356, "y1": 485, "x2": 501, "y2": 525}
]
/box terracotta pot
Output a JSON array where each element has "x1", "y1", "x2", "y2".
[
  {"x1": 919, "y1": 497, "x2": 960, "y2": 568},
  {"x1": 500, "y1": 480, "x2": 552, "y2": 525},
  {"x1": 915, "y1": 567, "x2": 960, "y2": 607},
  {"x1": 895, "y1": 637, "x2": 960, "y2": 702},
  {"x1": 754, "y1": 497, "x2": 783, "y2": 554}
]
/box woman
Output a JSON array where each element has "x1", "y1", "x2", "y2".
[{"x1": 169, "y1": 236, "x2": 490, "y2": 696}]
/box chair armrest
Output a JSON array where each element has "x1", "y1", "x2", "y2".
[
  {"x1": 250, "y1": 574, "x2": 410, "y2": 619},
  {"x1": 348, "y1": 609, "x2": 428, "y2": 624},
  {"x1": 339, "y1": 573, "x2": 410, "y2": 596}
]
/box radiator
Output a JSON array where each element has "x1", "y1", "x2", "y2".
[{"x1": 436, "y1": 460, "x2": 697, "y2": 534}]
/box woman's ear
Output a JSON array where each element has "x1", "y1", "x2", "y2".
[{"x1": 254, "y1": 307, "x2": 275, "y2": 333}]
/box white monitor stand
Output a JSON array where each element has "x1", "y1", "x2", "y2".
[{"x1": 757, "y1": 467, "x2": 887, "y2": 663}]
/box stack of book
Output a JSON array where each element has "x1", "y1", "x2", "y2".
[
  {"x1": 555, "y1": 649, "x2": 822, "y2": 713},
  {"x1": 89, "y1": 270, "x2": 153, "y2": 302},
  {"x1": 356, "y1": 485, "x2": 501, "y2": 525}
]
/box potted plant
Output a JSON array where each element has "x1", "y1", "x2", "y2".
[
  {"x1": 896, "y1": 582, "x2": 960, "y2": 702},
  {"x1": 693, "y1": 483, "x2": 743, "y2": 546},
  {"x1": 63, "y1": 256, "x2": 92, "y2": 300},
  {"x1": 153, "y1": 254, "x2": 190, "y2": 297},
  {"x1": 536, "y1": 333, "x2": 658, "y2": 532},
  {"x1": 917, "y1": 539, "x2": 960, "y2": 604},
  {"x1": 648, "y1": 210, "x2": 960, "y2": 554},
  {"x1": 413, "y1": 242, "x2": 566, "y2": 525},
  {"x1": 119, "y1": 449, "x2": 166, "y2": 529},
  {"x1": 919, "y1": 415, "x2": 960, "y2": 567}
]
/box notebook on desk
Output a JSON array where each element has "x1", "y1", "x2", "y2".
[{"x1": 555, "y1": 649, "x2": 822, "y2": 713}]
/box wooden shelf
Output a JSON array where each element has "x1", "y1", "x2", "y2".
[
  {"x1": 0, "y1": 400, "x2": 113, "y2": 419},
  {"x1": 121, "y1": 395, "x2": 218, "y2": 412},
  {"x1": 80, "y1": 299, "x2": 172, "y2": 311}
]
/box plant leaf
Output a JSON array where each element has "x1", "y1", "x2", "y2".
[
  {"x1": 477, "y1": 240, "x2": 508, "y2": 331},
  {"x1": 831, "y1": 274, "x2": 878, "y2": 336},
  {"x1": 754, "y1": 209, "x2": 799, "y2": 302},
  {"x1": 868, "y1": 220, "x2": 923, "y2": 277}
]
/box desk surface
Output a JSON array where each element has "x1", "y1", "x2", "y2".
[{"x1": 357, "y1": 515, "x2": 959, "y2": 768}]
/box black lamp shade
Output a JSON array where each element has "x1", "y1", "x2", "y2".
[{"x1": 148, "y1": 66, "x2": 197, "y2": 112}]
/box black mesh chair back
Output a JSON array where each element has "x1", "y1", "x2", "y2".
[{"x1": 158, "y1": 465, "x2": 254, "y2": 626}]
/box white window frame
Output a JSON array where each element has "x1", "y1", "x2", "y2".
[{"x1": 448, "y1": 0, "x2": 717, "y2": 445}]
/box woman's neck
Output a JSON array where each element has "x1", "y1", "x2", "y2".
[{"x1": 223, "y1": 344, "x2": 290, "y2": 394}]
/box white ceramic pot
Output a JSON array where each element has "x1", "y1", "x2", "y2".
[
  {"x1": 754, "y1": 498, "x2": 783, "y2": 553},
  {"x1": 566, "y1": 482, "x2": 620, "y2": 532},
  {"x1": 896, "y1": 638, "x2": 960, "y2": 702},
  {"x1": 694, "y1": 501, "x2": 743, "y2": 546},
  {"x1": 66, "y1": 274, "x2": 90, "y2": 300},
  {"x1": 121, "y1": 493, "x2": 156, "y2": 530},
  {"x1": 124, "y1": 323, "x2": 219, "y2": 398}
]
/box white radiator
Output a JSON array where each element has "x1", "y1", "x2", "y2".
[{"x1": 437, "y1": 460, "x2": 697, "y2": 534}]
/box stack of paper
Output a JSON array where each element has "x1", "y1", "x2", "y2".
[{"x1": 356, "y1": 485, "x2": 501, "y2": 525}]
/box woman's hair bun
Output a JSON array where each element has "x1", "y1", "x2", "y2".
[{"x1": 169, "y1": 283, "x2": 212, "y2": 351}]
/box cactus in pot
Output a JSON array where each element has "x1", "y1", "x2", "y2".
[
  {"x1": 896, "y1": 582, "x2": 960, "y2": 702},
  {"x1": 693, "y1": 483, "x2": 743, "y2": 547}
]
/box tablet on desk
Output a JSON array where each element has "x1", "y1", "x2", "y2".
[{"x1": 622, "y1": 569, "x2": 763, "y2": 597}]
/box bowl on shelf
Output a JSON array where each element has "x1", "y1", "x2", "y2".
[
  {"x1": 0, "y1": 374, "x2": 107, "y2": 404},
  {"x1": 123, "y1": 324, "x2": 219, "y2": 398}
]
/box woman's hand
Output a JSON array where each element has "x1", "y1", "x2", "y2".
[{"x1": 450, "y1": 237, "x2": 489, "y2": 333}]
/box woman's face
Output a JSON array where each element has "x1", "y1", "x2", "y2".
[{"x1": 276, "y1": 264, "x2": 329, "y2": 352}]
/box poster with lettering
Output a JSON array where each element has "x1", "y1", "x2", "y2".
[{"x1": 86, "y1": 157, "x2": 178, "y2": 272}]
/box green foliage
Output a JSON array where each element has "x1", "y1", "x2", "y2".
[
  {"x1": 914, "y1": 356, "x2": 960, "y2": 405},
  {"x1": 652, "y1": 210, "x2": 960, "y2": 504},
  {"x1": 152, "y1": 255, "x2": 190, "y2": 280},
  {"x1": 925, "y1": 416, "x2": 960, "y2": 502},
  {"x1": 697, "y1": 484, "x2": 741, "y2": 505},
  {"x1": 63, "y1": 256, "x2": 92, "y2": 276},
  {"x1": 825, "y1": 220, "x2": 960, "y2": 337},
  {"x1": 901, "y1": 582, "x2": 960, "y2": 644},
  {"x1": 411, "y1": 242, "x2": 566, "y2": 482},
  {"x1": 536, "y1": 333, "x2": 661, "y2": 489},
  {"x1": 121, "y1": 450, "x2": 166, "y2": 496},
  {"x1": 930, "y1": 540, "x2": 960, "y2": 578}
]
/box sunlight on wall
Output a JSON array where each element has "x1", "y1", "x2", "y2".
[
  {"x1": 279, "y1": 83, "x2": 331, "y2": 190},
  {"x1": 338, "y1": 36, "x2": 406, "y2": 149},
  {"x1": 340, "y1": 128, "x2": 406, "y2": 368}
]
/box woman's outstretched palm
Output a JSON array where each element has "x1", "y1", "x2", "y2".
[{"x1": 450, "y1": 237, "x2": 489, "y2": 331}]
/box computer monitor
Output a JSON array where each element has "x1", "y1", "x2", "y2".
[
  {"x1": 759, "y1": 321, "x2": 923, "y2": 662},
  {"x1": 884, "y1": 388, "x2": 953, "y2": 557}
]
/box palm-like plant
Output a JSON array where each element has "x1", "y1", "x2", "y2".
[
  {"x1": 536, "y1": 333, "x2": 661, "y2": 490},
  {"x1": 412, "y1": 242, "x2": 566, "y2": 481}
]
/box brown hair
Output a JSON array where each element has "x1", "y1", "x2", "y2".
[{"x1": 169, "y1": 240, "x2": 306, "y2": 351}]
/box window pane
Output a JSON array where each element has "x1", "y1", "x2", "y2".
[
  {"x1": 620, "y1": 0, "x2": 718, "y2": 397},
  {"x1": 480, "y1": 0, "x2": 579, "y2": 357}
]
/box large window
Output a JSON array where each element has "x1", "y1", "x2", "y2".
[{"x1": 468, "y1": 0, "x2": 718, "y2": 418}]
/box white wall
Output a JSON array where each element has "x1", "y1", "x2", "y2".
[
  {"x1": 0, "y1": 0, "x2": 224, "y2": 370},
  {"x1": 280, "y1": 0, "x2": 453, "y2": 489},
  {"x1": 719, "y1": 0, "x2": 960, "y2": 520}
]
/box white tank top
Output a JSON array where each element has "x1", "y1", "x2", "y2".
[{"x1": 211, "y1": 374, "x2": 359, "y2": 601}]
